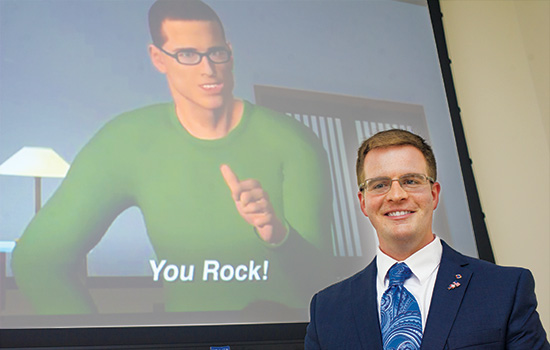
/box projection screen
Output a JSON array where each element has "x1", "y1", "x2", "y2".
[{"x1": 0, "y1": 0, "x2": 484, "y2": 339}]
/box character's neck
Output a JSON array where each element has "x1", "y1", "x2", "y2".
[{"x1": 175, "y1": 98, "x2": 243, "y2": 140}]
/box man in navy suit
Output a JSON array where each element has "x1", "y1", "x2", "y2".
[{"x1": 305, "y1": 129, "x2": 549, "y2": 349}]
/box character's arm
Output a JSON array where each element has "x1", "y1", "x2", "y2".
[
  {"x1": 278, "y1": 130, "x2": 333, "y2": 254},
  {"x1": 506, "y1": 269, "x2": 550, "y2": 349},
  {"x1": 277, "y1": 129, "x2": 336, "y2": 298},
  {"x1": 11, "y1": 126, "x2": 133, "y2": 314}
]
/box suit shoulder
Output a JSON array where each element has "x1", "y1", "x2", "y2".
[
  {"x1": 471, "y1": 258, "x2": 531, "y2": 280},
  {"x1": 446, "y1": 243, "x2": 530, "y2": 279},
  {"x1": 315, "y1": 267, "x2": 370, "y2": 300}
]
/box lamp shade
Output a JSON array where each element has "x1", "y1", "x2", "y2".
[{"x1": 0, "y1": 147, "x2": 69, "y2": 178}]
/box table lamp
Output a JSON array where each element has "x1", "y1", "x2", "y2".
[{"x1": 0, "y1": 146, "x2": 70, "y2": 213}]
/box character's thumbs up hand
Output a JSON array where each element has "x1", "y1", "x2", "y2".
[{"x1": 220, "y1": 164, "x2": 287, "y2": 244}]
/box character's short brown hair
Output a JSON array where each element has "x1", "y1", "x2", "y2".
[
  {"x1": 148, "y1": 0, "x2": 226, "y2": 47},
  {"x1": 355, "y1": 129, "x2": 437, "y2": 187}
]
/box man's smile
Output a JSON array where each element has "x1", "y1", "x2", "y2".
[
  {"x1": 200, "y1": 82, "x2": 224, "y2": 92},
  {"x1": 385, "y1": 210, "x2": 414, "y2": 217}
]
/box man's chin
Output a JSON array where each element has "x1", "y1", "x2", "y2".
[
  {"x1": 382, "y1": 226, "x2": 423, "y2": 243},
  {"x1": 193, "y1": 97, "x2": 230, "y2": 112}
]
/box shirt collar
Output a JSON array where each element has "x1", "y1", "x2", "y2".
[{"x1": 376, "y1": 236, "x2": 442, "y2": 286}]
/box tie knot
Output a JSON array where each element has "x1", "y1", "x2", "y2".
[{"x1": 388, "y1": 262, "x2": 412, "y2": 286}]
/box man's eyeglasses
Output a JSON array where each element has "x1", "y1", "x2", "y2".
[
  {"x1": 156, "y1": 45, "x2": 232, "y2": 65},
  {"x1": 359, "y1": 173, "x2": 434, "y2": 195}
]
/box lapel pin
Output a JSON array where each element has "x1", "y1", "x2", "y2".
[
  {"x1": 455, "y1": 274, "x2": 462, "y2": 279},
  {"x1": 447, "y1": 281, "x2": 461, "y2": 290}
]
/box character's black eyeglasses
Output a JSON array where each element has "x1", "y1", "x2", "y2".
[{"x1": 156, "y1": 45, "x2": 232, "y2": 65}]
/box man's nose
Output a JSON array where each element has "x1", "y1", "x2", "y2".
[
  {"x1": 386, "y1": 179, "x2": 408, "y2": 201},
  {"x1": 199, "y1": 56, "x2": 216, "y2": 76}
]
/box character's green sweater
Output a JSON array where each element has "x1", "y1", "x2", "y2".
[{"x1": 12, "y1": 101, "x2": 333, "y2": 315}]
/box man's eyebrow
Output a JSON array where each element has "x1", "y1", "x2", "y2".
[
  {"x1": 207, "y1": 45, "x2": 228, "y2": 50},
  {"x1": 365, "y1": 176, "x2": 390, "y2": 181},
  {"x1": 172, "y1": 45, "x2": 227, "y2": 52},
  {"x1": 171, "y1": 47, "x2": 199, "y2": 52}
]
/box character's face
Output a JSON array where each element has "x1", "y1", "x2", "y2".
[
  {"x1": 149, "y1": 19, "x2": 233, "y2": 112},
  {"x1": 358, "y1": 145, "x2": 440, "y2": 258}
]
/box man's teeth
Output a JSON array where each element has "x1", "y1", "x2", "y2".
[
  {"x1": 387, "y1": 211, "x2": 412, "y2": 217},
  {"x1": 203, "y1": 84, "x2": 219, "y2": 88}
]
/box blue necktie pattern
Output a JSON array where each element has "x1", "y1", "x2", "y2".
[{"x1": 380, "y1": 262, "x2": 423, "y2": 350}]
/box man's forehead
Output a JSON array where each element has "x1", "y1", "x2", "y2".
[
  {"x1": 161, "y1": 18, "x2": 225, "y2": 41},
  {"x1": 363, "y1": 145, "x2": 428, "y2": 175}
]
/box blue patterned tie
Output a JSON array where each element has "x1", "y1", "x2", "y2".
[{"x1": 380, "y1": 262, "x2": 422, "y2": 350}]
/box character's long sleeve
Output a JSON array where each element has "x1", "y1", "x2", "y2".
[{"x1": 12, "y1": 120, "x2": 134, "y2": 314}]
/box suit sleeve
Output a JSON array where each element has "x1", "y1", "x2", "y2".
[
  {"x1": 305, "y1": 293, "x2": 322, "y2": 350},
  {"x1": 507, "y1": 269, "x2": 550, "y2": 349}
]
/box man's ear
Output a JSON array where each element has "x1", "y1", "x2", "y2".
[
  {"x1": 358, "y1": 191, "x2": 369, "y2": 217},
  {"x1": 149, "y1": 44, "x2": 167, "y2": 74},
  {"x1": 226, "y1": 41, "x2": 234, "y2": 66},
  {"x1": 431, "y1": 181, "x2": 441, "y2": 210}
]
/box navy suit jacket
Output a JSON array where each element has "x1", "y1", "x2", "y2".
[{"x1": 305, "y1": 241, "x2": 549, "y2": 349}]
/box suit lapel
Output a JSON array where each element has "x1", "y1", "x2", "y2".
[
  {"x1": 421, "y1": 241, "x2": 472, "y2": 349},
  {"x1": 351, "y1": 259, "x2": 383, "y2": 350}
]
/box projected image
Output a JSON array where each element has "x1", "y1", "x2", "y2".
[
  {"x1": 2, "y1": 0, "x2": 335, "y2": 323},
  {"x1": 0, "y1": 0, "x2": 477, "y2": 328}
]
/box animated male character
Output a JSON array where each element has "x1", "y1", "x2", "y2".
[
  {"x1": 305, "y1": 129, "x2": 549, "y2": 349},
  {"x1": 12, "y1": 0, "x2": 332, "y2": 316}
]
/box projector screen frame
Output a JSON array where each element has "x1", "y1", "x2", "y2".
[{"x1": 0, "y1": 0, "x2": 493, "y2": 348}]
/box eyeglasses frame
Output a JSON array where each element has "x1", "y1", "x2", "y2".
[
  {"x1": 155, "y1": 45, "x2": 232, "y2": 66},
  {"x1": 359, "y1": 173, "x2": 435, "y2": 194}
]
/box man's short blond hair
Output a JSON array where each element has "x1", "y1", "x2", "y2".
[{"x1": 355, "y1": 129, "x2": 437, "y2": 187}]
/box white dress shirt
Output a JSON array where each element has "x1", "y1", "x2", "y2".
[{"x1": 376, "y1": 236, "x2": 442, "y2": 331}]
